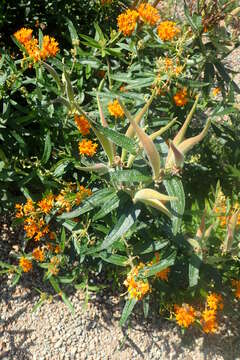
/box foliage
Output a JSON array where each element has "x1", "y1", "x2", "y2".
[{"x1": 1, "y1": 0, "x2": 240, "y2": 333}]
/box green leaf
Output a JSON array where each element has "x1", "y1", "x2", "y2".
[
  {"x1": 100, "y1": 203, "x2": 141, "y2": 250},
  {"x1": 143, "y1": 296, "x2": 149, "y2": 318},
  {"x1": 163, "y1": 178, "x2": 185, "y2": 235},
  {"x1": 94, "y1": 125, "x2": 137, "y2": 154},
  {"x1": 49, "y1": 277, "x2": 74, "y2": 314},
  {"x1": 60, "y1": 227, "x2": 66, "y2": 252},
  {"x1": 93, "y1": 193, "x2": 120, "y2": 221},
  {"x1": 41, "y1": 131, "x2": 52, "y2": 165},
  {"x1": 133, "y1": 239, "x2": 169, "y2": 255},
  {"x1": 52, "y1": 159, "x2": 72, "y2": 177},
  {"x1": 119, "y1": 298, "x2": 137, "y2": 326},
  {"x1": 110, "y1": 169, "x2": 152, "y2": 184},
  {"x1": 66, "y1": 18, "x2": 79, "y2": 42},
  {"x1": 32, "y1": 298, "x2": 45, "y2": 313},
  {"x1": 141, "y1": 251, "x2": 176, "y2": 278},
  {"x1": 98, "y1": 252, "x2": 128, "y2": 266},
  {"x1": 61, "y1": 292, "x2": 75, "y2": 314},
  {"x1": 11, "y1": 273, "x2": 21, "y2": 287},
  {"x1": 58, "y1": 188, "x2": 115, "y2": 219},
  {"x1": 214, "y1": 61, "x2": 240, "y2": 94},
  {"x1": 189, "y1": 253, "x2": 202, "y2": 287}
]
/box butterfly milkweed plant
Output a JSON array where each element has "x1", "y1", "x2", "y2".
[{"x1": 1, "y1": 0, "x2": 240, "y2": 333}]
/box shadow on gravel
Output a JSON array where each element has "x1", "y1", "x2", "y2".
[{"x1": 0, "y1": 304, "x2": 34, "y2": 360}]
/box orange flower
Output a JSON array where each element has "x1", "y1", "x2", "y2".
[
  {"x1": 40, "y1": 35, "x2": 59, "y2": 59},
  {"x1": 201, "y1": 309, "x2": 218, "y2": 333},
  {"x1": 55, "y1": 191, "x2": 72, "y2": 213},
  {"x1": 173, "y1": 87, "x2": 188, "y2": 106},
  {"x1": 124, "y1": 263, "x2": 150, "y2": 300},
  {"x1": 24, "y1": 217, "x2": 39, "y2": 238},
  {"x1": 108, "y1": 99, "x2": 124, "y2": 118},
  {"x1": 37, "y1": 194, "x2": 54, "y2": 214},
  {"x1": 14, "y1": 28, "x2": 33, "y2": 45},
  {"x1": 157, "y1": 21, "x2": 180, "y2": 41},
  {"x1": 32, "y1": 248, "x2": 45, "y2": 262},
  {"x1": 206, "y1": 293, "x2": 223, "y2": 311},
  {"x1": 78, "y1": 139, "x2": 98, "y2": 157},
  {"x1": 117, "y1": 9, "x2": 139, "y2": 37},
  {"x1": 156, "y1": 267, "x2": 170, "y2": 281},
  {"x1": 19, "y1": 257, "x2": 32, "y2": 272},
  {"x1": 23, "y1": 199, "x2": 35, "y2": 215},
  {"x1": 15, "y1": 203, "x2": 24, "y2": 218},
  {"x1": 232, "y1": 279, "x2": 240, "y2": 299},
  {"x1": 74, "y1": 114, "x2": 91, "y2": 136},
  {"x1": 75, "y1": 186, "x2": 92, "y2": 205},
  {"x1": 212, "y1": 87, "x2": 220, "y2": 96},
  {"x1": 138, "y1": 3, "x2": 160, "y2": 26},
  {"x1": 25, "y1": 38, "x2": 41, "y2": 62},
  {"x1": 174, "y1": 304, "x2": 196, "y2": 328}
]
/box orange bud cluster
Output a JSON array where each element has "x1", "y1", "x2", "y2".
[{"x1": 138, "y1": 3, "x2": 160, "y2": 26}]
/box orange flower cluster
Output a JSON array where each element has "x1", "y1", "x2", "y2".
[
  {"x1": 78, "y1": 139, "x2": 98, "y2": 157},
  {"x1": 164, "y1": 57, "x2": 183, "y2": 76},
  {"x1": 156, "y1": 267, "x2": 170, "y2": 281},
  {"x1": 108, "y1": 99, "x2": 124, "y2": 119},
  {"x1": 138, "y1": 3, "x2": 160, "y2": 26},
  {"x1": 37, "y1": 194, "x2": 54, "y2": 214},
  {"x1": 32, "y1": 247, "x2": 45, "y2": 262},
  {"x1": 117, "y1": 4, "x2": 161, "y2": 36},
  {"x1": 14, "y1": 27, "x2": 59, "y2": 62},
  {"x1": 117, "y1": 9, "x2": 139, "y2": 36},
  {"x1": 200, "y1": 293, "x2": 223, "y2": 333},
  {"x1": 74, "y1": 114, "x2": 91, "y2": 136},
  {"x1": 174, "y1": 304, "x2": 196, "y2": 328},
  {"x1": 124, "y1": 263, "x2": 150, "y2": 300},
  {"x1": 212, "y1": 87, "x2": 220, "y2": 96},
  {"x1": 149, "y1": 252, "x2": 170, "y2": 281},
  {"x1": 214, "y1": 193, "x2": 240, "y2": 228},
  {"x1": 75, "y1": 186, "x2": 92, "y2": 205},
  {"x1": 24, "y1": 217, "x2": 49, "y2": 241},
  {"x1": 14, "y1": 28, "x2": 33, "y2": 45},
  {"x1": 173, "y1": 87, "x2": 188, "y2": 107},
  {"x1": 157, "y1": 21, "x2": 180, "y2": 41},
  {"x1": 174, "y1": 292, "x2": 223, "y2": 332},
  {"x1": 232, "y1": 280, "x2": 240, "y2": 299},
  {"x1": 19, "y1": 257, "x2": 32, "y2": 272}
]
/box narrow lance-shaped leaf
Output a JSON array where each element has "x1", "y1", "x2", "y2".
[
  {"x1": 118, "y1": 98, "x2": 161, "y2": 180},
  {"x1": 178, "y1": 119, "x2": 211, "y2": 154},
  {"x1": 42, "y1": 62, "x2": 63, "y2": 91},
  {"x1": 63, "y1": 69, "x2": 75, "y2": 105}
]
